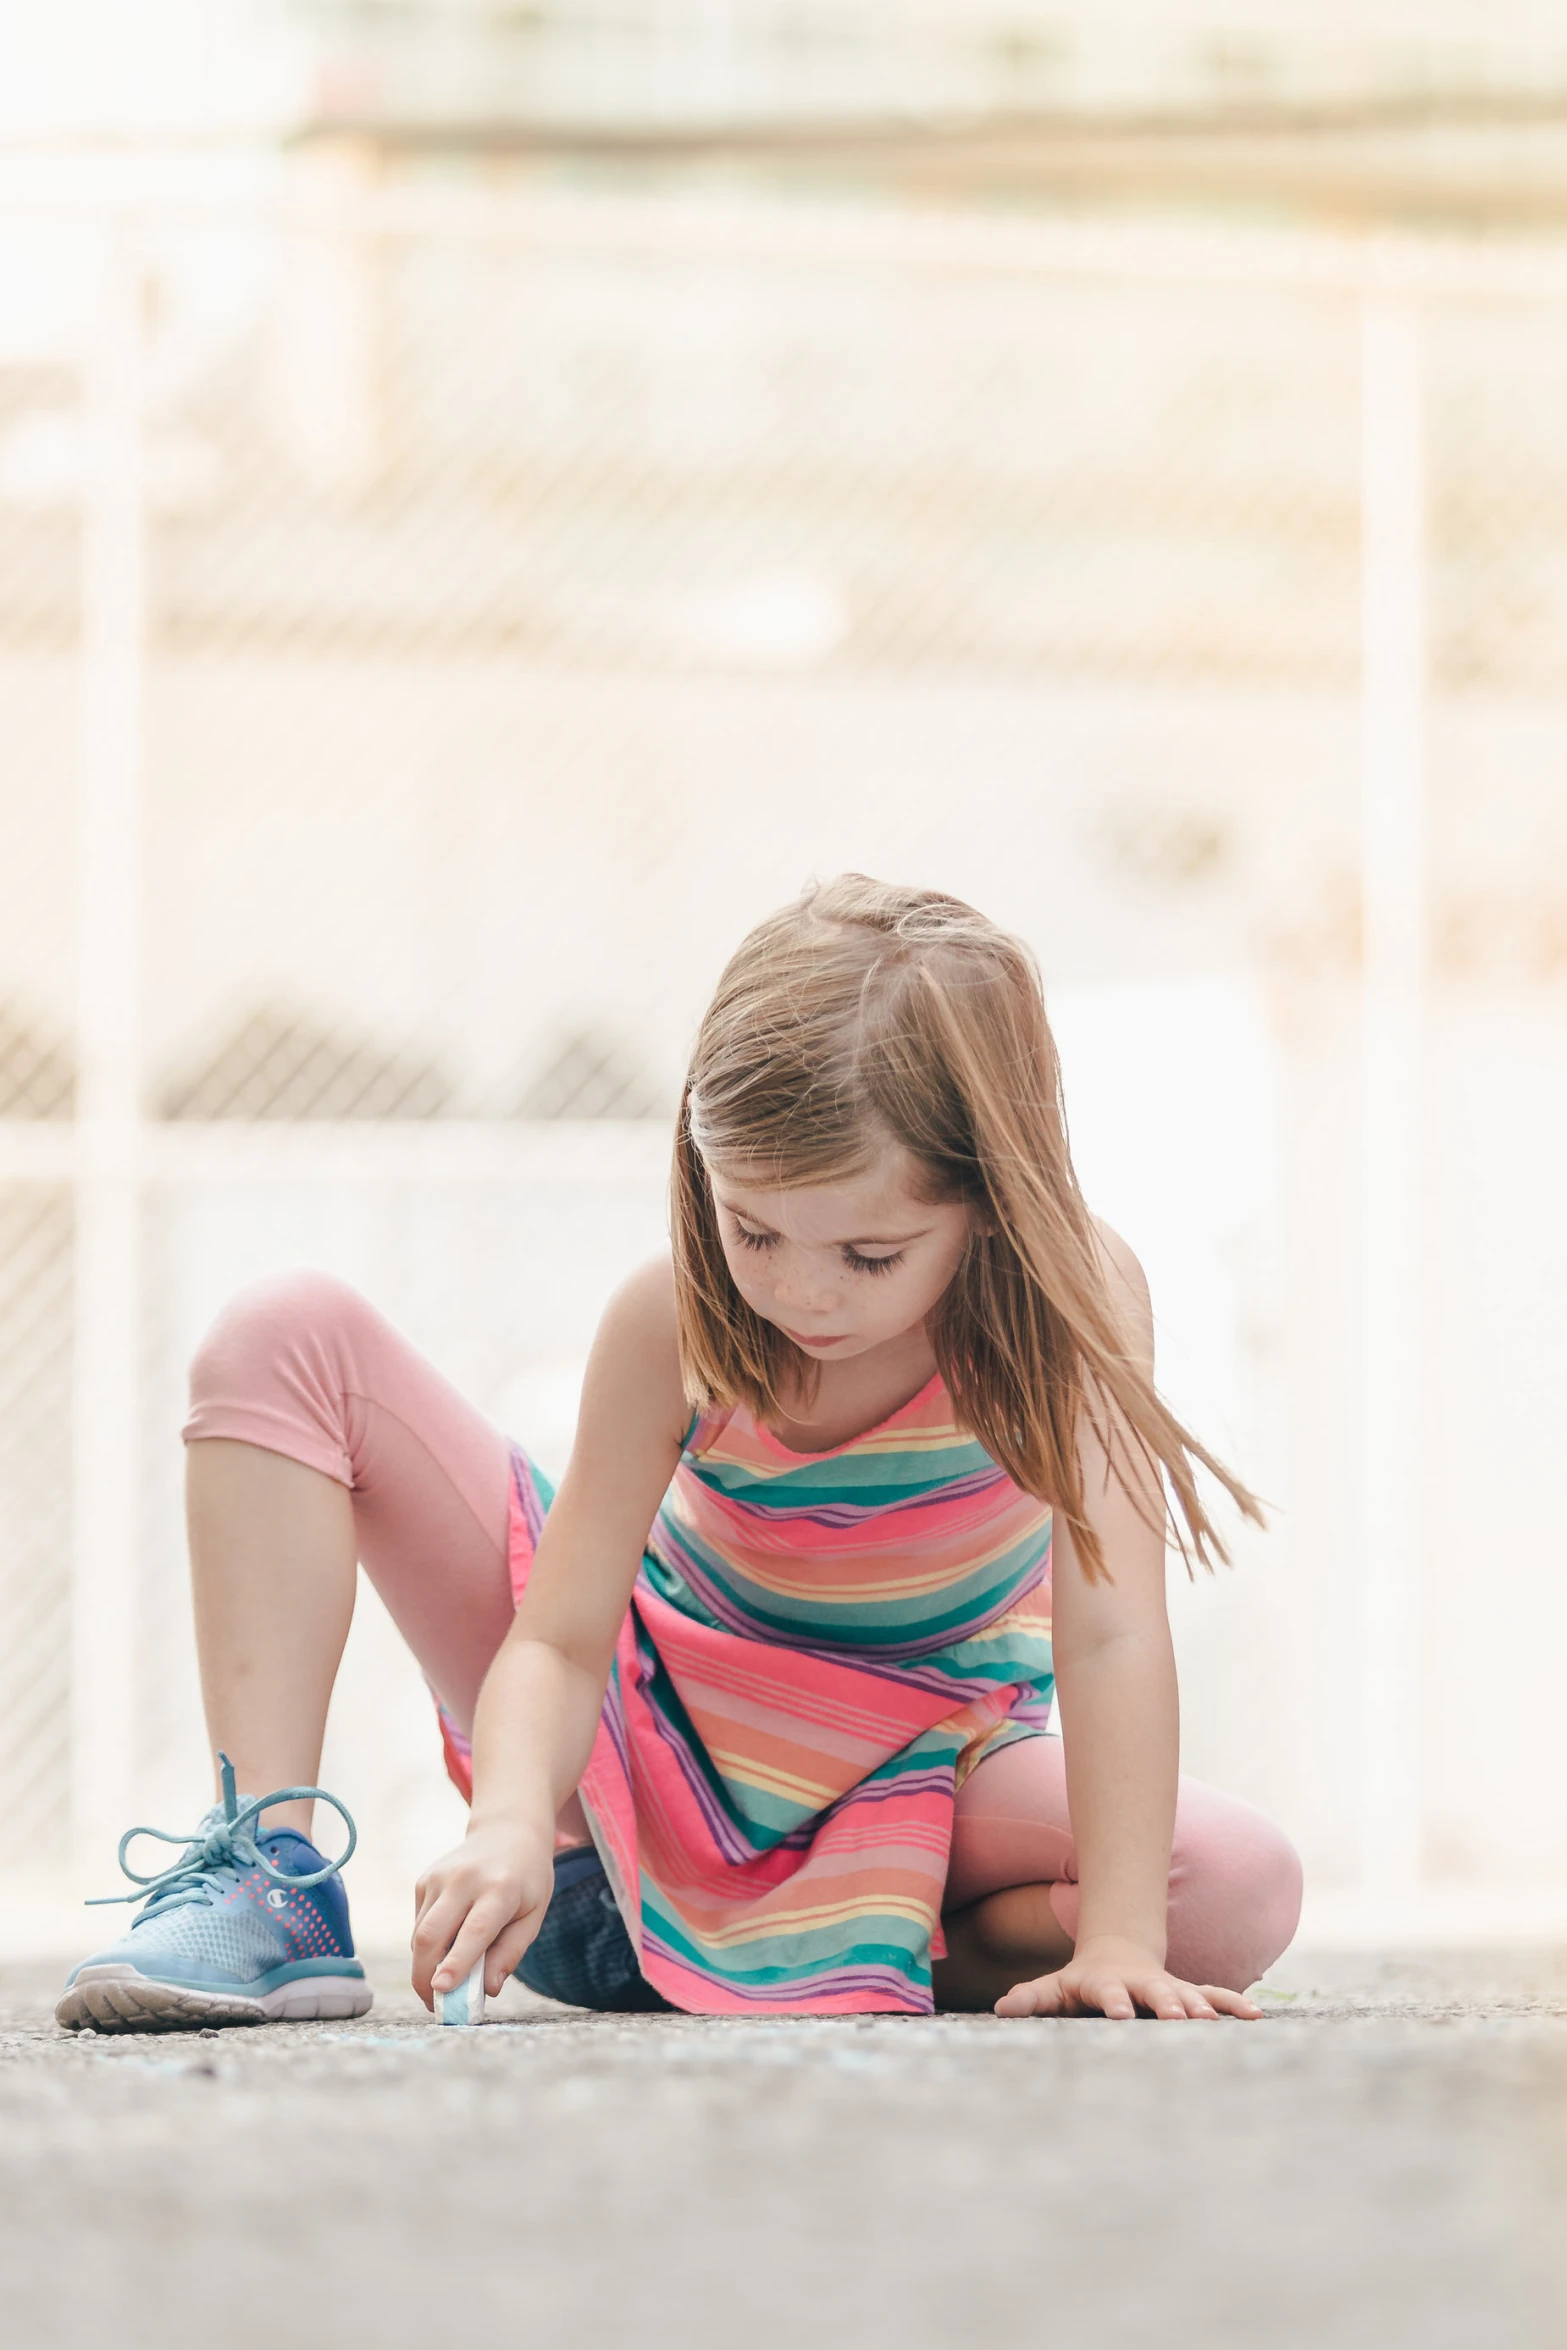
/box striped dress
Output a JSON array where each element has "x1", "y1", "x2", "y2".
[{"x1": 448, "y1": 1373, "x2": 1054, "y2": 2015}]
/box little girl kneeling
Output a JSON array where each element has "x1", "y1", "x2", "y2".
[{"x1": 60, "y1": 876, "x2": 1300, "y2": 2031}]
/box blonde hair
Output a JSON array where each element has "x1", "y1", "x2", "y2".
[{"x1": 672, "y1": 874, "x2": 1262, "y2": 1580}]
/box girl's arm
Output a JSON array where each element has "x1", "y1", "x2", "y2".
[
  {"x1": 996, "y1": 1224, "x2": 1262, "y2": 2022},
  {"x1": 410, "y1": 1257, "x2": 688, "y2": 2007}
]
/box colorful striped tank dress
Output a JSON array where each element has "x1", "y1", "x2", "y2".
[{"x1": 446, "y1": 1372, "x2": 1054, "y2": 2016}]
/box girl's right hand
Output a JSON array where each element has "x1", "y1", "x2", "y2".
[{"x1": 411, "y1": 1818, "x2": 557, "y2": 2008}]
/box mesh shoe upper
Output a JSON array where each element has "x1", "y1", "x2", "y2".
[
  {"x1": 515, "y1": 1845, "x2": 672, "y2": 2012},
  {"x1": 67, "y1": 1767, "x2": 360, "y2": 1996}
]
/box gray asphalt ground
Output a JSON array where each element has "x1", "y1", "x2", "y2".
[{"x1": 2, "y1": 1946, "x2": 1563, "y2": 2350}]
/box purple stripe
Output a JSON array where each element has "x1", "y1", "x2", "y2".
[
  {"x1": 601, "y1": 1617, "x2": 765, "y2": 1864},
  {"x1": 652, "y1": 1538, "x2": 997, "y2": 1668},
  {"x1": 645, "y1": 1527, "x2": 1051, "y2": 1666},
  {"x1": 690, "y1": 1468, "x2": 1011, "y2": 1529},
  {"x1": 824, "y1": 1765, "x2": 962, "y2": 1808},
  {"x1": 645, "y1": 1707, "x2": 760, "y2": 1865},
  {"x1": 642, "y1": 1934, "x2": 933, "y2": 2010},
  {"x1": 509, "y1": 1444, "x2": 547, "y2": 1548}
]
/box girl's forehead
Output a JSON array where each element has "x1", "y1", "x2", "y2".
[{"x1": 711, "y1": 1148, "x2": 933, "y2": 1227}]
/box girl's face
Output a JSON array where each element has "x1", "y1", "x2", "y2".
[{"x1": 707, "y1": 1147, "x2": 975, "y2": 1363}]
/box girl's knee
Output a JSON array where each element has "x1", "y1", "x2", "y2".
[
  {"x1": 188, "y1": 1268, "x2": 373, "y2": 1406},
  {"x1": 1168, "y1": 1793, "x2": 1303, "y2": 1992}
]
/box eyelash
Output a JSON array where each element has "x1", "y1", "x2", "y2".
[{"x1": 732, "y1": 1226, "x2": 905, "y2": 1277}]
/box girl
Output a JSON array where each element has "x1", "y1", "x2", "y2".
[{"x1": 59, "y1": 877, "x2": 1301, "y2": 2032}]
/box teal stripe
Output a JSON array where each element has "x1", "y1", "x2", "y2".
[
  {"x1": 690, "y1": 1455, "x2": 998, "y2": 1507},
  {"x1": 642, "y1": 1897, "x2": 930, "y2": 1993},
  {"x1": 638, "y1": 1550, "x2": 1052, "y2": 1690},
  {"x1": 645, "y1": 1541, "x2": 1047, "y2": 1651}
]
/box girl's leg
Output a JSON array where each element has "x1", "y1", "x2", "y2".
[
  {"x1": 935, "y1": 1733, "x2": 1303, "y2": 2008},
  {"x1": 183, "y1": 1269, "x2": 518, "y2": 1838}
]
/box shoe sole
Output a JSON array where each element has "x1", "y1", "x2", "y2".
[{"x1": 55, "y1": 1964, "x2": 373, "y2": 2034}]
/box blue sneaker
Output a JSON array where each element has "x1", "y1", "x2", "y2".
[
  {"x1": 514, "y1": 1845, "x2": 672, "y2": 2012},
  {"x1": 56, "y1": 1756, "x2": 371, "y2": 2033}
]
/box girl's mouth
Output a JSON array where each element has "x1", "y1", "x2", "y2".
[{"x1": 783, "y1": 1327, "x2": 848, "y2": 1348}]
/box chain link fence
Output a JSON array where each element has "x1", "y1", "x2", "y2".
[{"x1": 4, "y1": 169, "x2": 1567, "y2": 1928}]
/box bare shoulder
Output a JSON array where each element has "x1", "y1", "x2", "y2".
[
  {"x1": 602, "y1": 1250, "x2": 679, "y2": 1343},
  {"x1": 1089, "y1": 1217, "x2": 1154, "y2": 1364},
  {"x1": 580, "y1": 1252, "x2": 687, "y2": 1443}
]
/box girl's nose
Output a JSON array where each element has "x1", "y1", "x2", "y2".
[{"x1": 775, "y1": 1262, "x2": 838, "y2": 1314}]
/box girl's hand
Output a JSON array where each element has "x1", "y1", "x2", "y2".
[
  {"x1": 411, "y1": 1818, "x2": 557, "y2": 2008},
  {"x1": 994, "y1": 1934, "x2": 1263, "y2": 2022}
]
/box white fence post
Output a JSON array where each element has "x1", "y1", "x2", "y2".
[
  {"x1": 1358, "y1": 293, "x2": 1426, "y2": 1905},
  {"x1": 71, "y1": 224, "x2": 146, "y2": 1893}
]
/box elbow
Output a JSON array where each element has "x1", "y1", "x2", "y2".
[{"x1": 1053, "y1": 1620, "x2": 1175, "y2": 1682}]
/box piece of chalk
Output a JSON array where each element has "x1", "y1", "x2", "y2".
[{"x1": 437, "y1": 1958, "x2": 487, "y2": 2027}]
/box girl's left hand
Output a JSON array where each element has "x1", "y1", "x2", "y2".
[{"x1": 994, "y1": 1933, "x2": 1263, "y2": 2021}]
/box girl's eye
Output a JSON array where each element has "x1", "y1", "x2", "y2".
[
  {"x1": 733, "y1": 1224, "x2": 777, "y2": 1253},
  {"x1": 843, "y1": 1248, "x2": 904, "y2": 1277}
]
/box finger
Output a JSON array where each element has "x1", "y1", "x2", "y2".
[
  {"x1": 411, "y1": 1885, "x2": 504, "y2": 2001},
  {"x1": 1087, "y1": 1981, "x2": 1138, "y2": 2021},
  {"x1": 429, "y1": 1895, "x2": 520, "y2": 1997},
  {"x1": 410, "y1": 1880, "x2": 496, "y2": 1976},
  {"x1": 995, "y1": 1975, "x2": 1064, "y2": 2018},
  {"x1": 1179, "y1": 1988, "x2": 1221, "y2": 2020},
  {"x1": 411, "y1": 1859, "x2": 454, "y2": 1928},
  {"x1": 409, "y1": 1889, "x2": 468, "y2": 2007},
  {"x1": 487, "y1": 1910, "x2": 546, "y2": 1996},
  {"x1": 1127, "y1": 1974, "x2": 1194, "y2": 2020},
  {"x1": 410, "y1": 1873, "x2": 457, "y2": 1954},
  {"x1": 1201, "y1": 1984, "x2": 1264, "y2": 2020}
]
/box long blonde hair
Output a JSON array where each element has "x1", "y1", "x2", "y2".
[{"x1": 672, "y1": 875, "x2": 1263, "y2": 1579}]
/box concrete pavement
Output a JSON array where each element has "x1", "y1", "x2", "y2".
[{"x1": 2, "y1": 1947, "x2": 1562, "y2": 2348}]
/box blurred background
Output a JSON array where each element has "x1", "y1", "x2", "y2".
[{"x1": 3, "y1": 0, "x2": 1567, "y2": 1948}]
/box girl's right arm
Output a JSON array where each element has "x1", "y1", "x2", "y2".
[{"x1": 410, "y1": 1257, "x2": 689, "y2": 2007}]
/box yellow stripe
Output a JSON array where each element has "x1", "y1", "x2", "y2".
[
  {"x1": 963, "y1": 1609, "x2": 1054, "y2": 1647},
  {"x1": 704, "y1": 1748, "x2": 842, "y2": 1808},
  {"x1": 703, "y1": 1521, "x2": 1049, "y2": 1606},
  {"x1": 694, "y1": 1419, "x2": 970, "y2": 1467},
  {"x1": 671, "y1": 1893, "x2": 939, "y2": 1951}
]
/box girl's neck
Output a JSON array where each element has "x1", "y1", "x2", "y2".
[{"x1": 765, "y1": 1321, "x2": 940, "y2": 1455}]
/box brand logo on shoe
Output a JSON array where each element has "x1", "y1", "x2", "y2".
[{"x1": 266, "y1": 1888, "x2": 289, "y2": 1909}]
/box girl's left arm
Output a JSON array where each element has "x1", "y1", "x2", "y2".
[{"x1": 995, "y1": 1224, "x2": 1262, "y2": 2023}]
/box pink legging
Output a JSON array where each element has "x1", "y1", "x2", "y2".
[{"x1": 184, "y1": 1269, "x2": 1303, "y2": 1993}]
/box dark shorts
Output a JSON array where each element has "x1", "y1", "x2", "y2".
[{"x1": 514, "y1": 1845, "x2": 674, "y2": 2013}]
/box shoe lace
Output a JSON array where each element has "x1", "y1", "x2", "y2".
[{"x1": 86, "y1": 1753, "x2": 357, "y2": 1919}]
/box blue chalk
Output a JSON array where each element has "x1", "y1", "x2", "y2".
[{"x1": 437, "y1": 1958, "x2": 487, "y2": 2026}]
